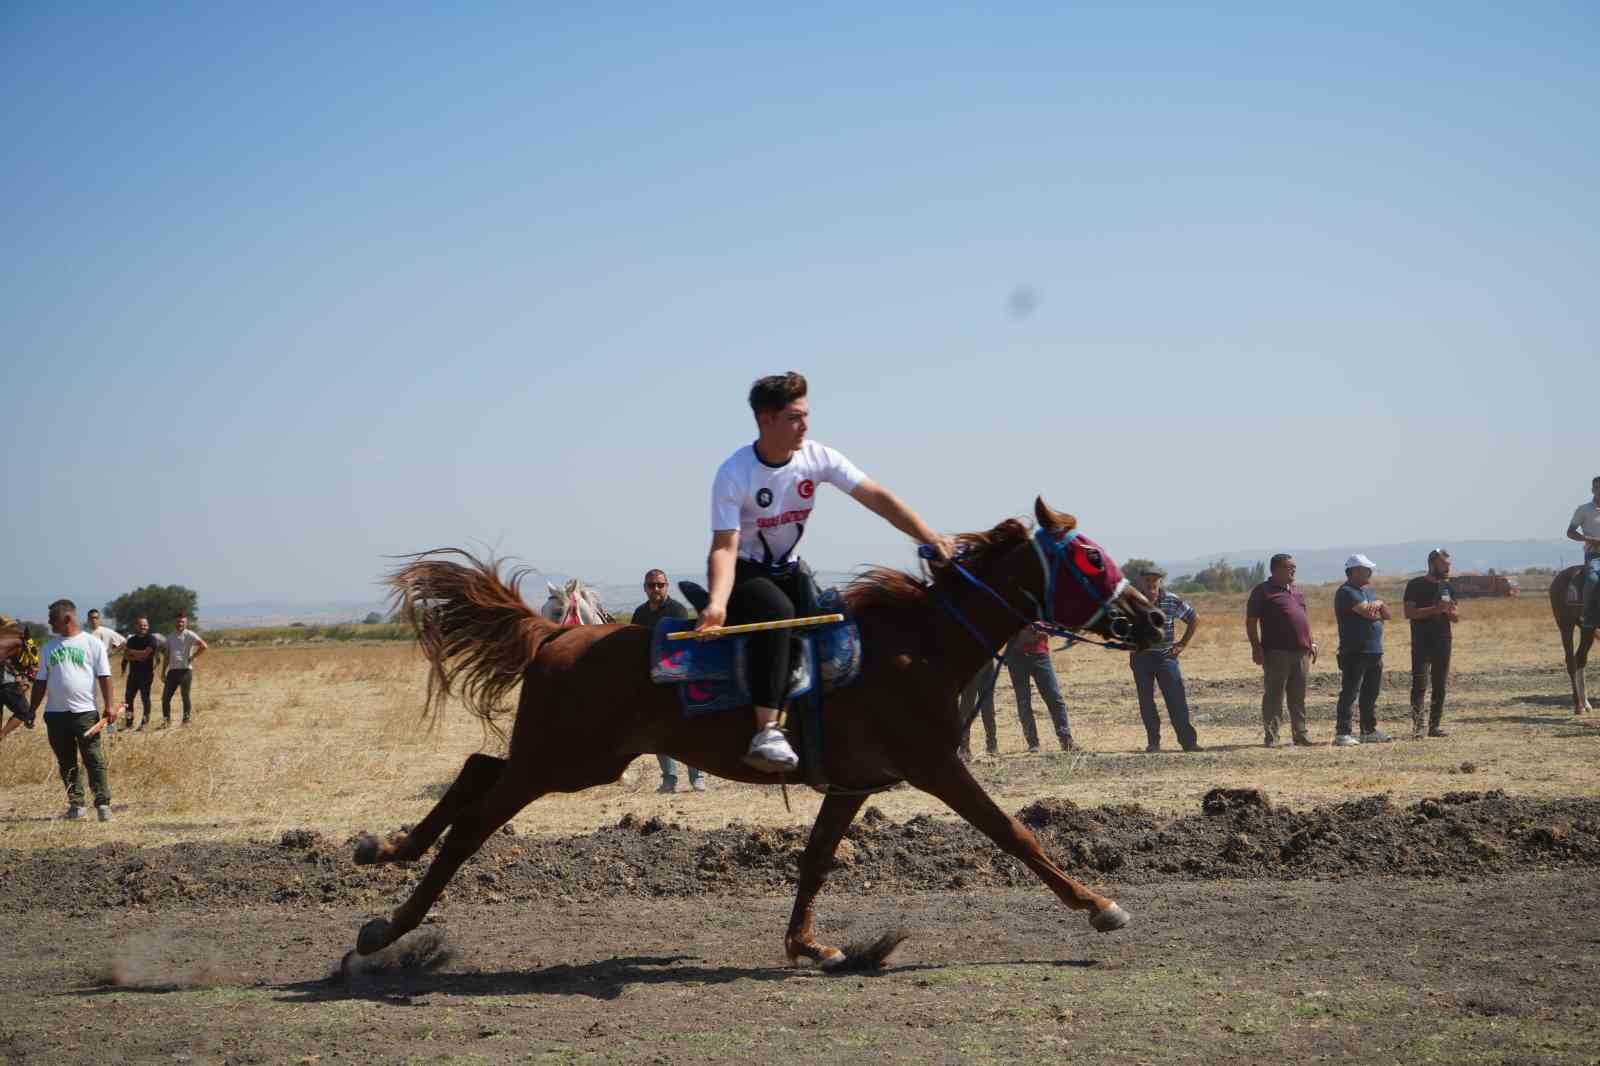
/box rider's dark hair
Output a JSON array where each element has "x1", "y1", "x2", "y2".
[
  {"x1": 748, "y1": 372, "x2": 808, "y2": 416},
  {"x1": 1269, "y1": 554, "x2": 1293, "y2": 572}
]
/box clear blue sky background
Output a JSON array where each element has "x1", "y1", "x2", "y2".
[{"x1": 4, "y1": 2, "x2": 1595, "y2": 607}]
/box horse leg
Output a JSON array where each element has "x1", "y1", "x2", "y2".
[
  {"x1": 1577, "y1": 628, "x2": 1595, "y2": 714},
  {"x1": 784, "y1": 791, "x2": 868, "y2": 969},
  {"x1": 353, "y1": 764, "x2": 545, "y2": 957},
  {"x1": 905, "y1": 756, "x2": 1129, "y2": 932},
  {"x1": 353, "y1": 752, "x2": 506, "y2": 865}
]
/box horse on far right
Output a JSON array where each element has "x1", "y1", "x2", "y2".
[{"x1": 1548, "y1": 566, "x2": 1594, "y2": 714}]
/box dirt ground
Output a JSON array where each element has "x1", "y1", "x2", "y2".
[{"x1": 2, "y1": 791, "x2": 1599, "y2": 1064}]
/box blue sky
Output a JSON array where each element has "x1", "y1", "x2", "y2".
[{"x1": 4, "y1": 2, "x2": 1596, "y2": 606}]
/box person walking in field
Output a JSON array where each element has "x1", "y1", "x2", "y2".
[
  {"x1": 1129, "y1": 565, "x2": 1202, "y2": 753},
  {"x1": 1246, "y1": 554, "x2": 1320, "y2": 748},
  {"x1": 957, "y1": 659, "x2": 1001, "y2": 760},
  {"x1": 631, "y1": 569, "x2": 706, "y2": 793},
  {"x1": 1566, "y1": 475, "x2": 1600, "y2": 629},
  {"x1": 1004, "y1": 625, "x2": 1075, "y2": 752},
  {"x1": 123, "y1": 616, "x2": 160, "y2": 730},
  {"x1": 1332, "y1": 554, "x2": 1393, "y2": 747},
  {"x1": 1403, "y1": 549, "x2": 1458, "y2": 739},
  {"x1": 160, "y1": 613, "x2": 207, "y2": 725},
  {"x1": 26, "y1": 600, "x2": 117, "y2": 821}
]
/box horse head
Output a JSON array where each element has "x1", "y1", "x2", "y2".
[
  {"x1": 541, "y1": 578, "x2": 611, "y2": 626},
  {"x1": 932, "y1": 498, "x2": 1164, "y2": 650}
]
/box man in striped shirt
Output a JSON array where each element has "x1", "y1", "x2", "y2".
[{"x1": 1129, "y1": 566, "x2": 1202, "y2": 753}]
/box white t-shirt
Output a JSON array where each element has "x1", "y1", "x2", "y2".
[
  {"x1": 87, "y1": 625, "x2": 126, "y2": 653},
  {"x1": 1570, "y1": 501, "x2": 1600, "y2": 542},
  {"x1": 167, "y1": 629, "x2": 202, "y2": 670},
  {"x1": 710, "y1": 440, "x2": 867, "y2": 565},
  {"x1": 38, "y1": 632, "x2": 111, "y2": 715}
]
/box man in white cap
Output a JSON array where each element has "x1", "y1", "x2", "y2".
[{"x1": 1332, "y1": 554, "x2": 1393, "y2": 746}]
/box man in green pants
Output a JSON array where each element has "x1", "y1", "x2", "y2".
[{"x1": 28, "y1": 599, "x2": 118, "y2": 822}]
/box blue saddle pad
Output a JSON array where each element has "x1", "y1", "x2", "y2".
[{"x1": 650, "y1": 612, "x2": 863, "y2": 717}]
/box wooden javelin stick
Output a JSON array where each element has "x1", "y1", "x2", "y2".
[{"x1": 666, "y1": 613, "x2": 845, "y2": 641}]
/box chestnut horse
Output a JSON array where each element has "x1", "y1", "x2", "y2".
[
  {"x1": 348, "y1": 498, "x2": 1166, "y2": 970},
  {"x1": 1549, "y1": 566, "x2": 1594, "y2": 714}
]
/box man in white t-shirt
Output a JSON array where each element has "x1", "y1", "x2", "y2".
[
  {"x1": 698, "y1": 372, "x2": 954, "y2": 772},
  {"x1": 26, "y1": 599, "x2": 118, "y2": 821},
  {"x1": 160, "y1": 613, "x2": 208, "y2": 725},
  {"x1": 1566, "y1": 476, "x2": 1600, "y2": 629},
  {"x1": 84, "y1": 610, "x2": 126, "y2": 727}
]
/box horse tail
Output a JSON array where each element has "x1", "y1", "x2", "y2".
[{"x1": 386, "y1": 549, "x2": 559, "y2": 732}]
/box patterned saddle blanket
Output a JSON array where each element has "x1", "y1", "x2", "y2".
[{"x1": 649, "y1": 603, "x2": 863, "y2": 717}]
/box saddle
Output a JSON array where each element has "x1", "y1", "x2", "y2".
[{"x1": 648, "y1": 576, "x2": 864, "y2": 789}]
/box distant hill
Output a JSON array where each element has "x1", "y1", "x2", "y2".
[{"x1": 1156, "y1": 539, "x2": 1578, "y2": 586}]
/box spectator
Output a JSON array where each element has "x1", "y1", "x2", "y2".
[
  {"x1": 957, "y1": 659, "x2": 1000, "y2": 760},
  {"x1": 1246, "y1": 554, "x2": 1320, "y2": 748},
  {"x1": 84, "y1": 609, "x2": 126, "y2": 656},
  {"x1": 84, "y1": 609, "x2": 126, "y2": 730},
  {"x1": 1566, "y1": 476, "x2": 1600, "y2": 629},
  {"x1": 0, "y1": 615, "x2": 40, "y2": 739},
  {"x1": 26, "y1": 600, "x2": 116, "y2": 821},
  {"x1": 1005, "y1": 626, "x2": 1074, "y2": 752},
  {"x1": 160, "y1": 613, "x2": 207, "y2": 726},
  {"x1": 1130, "y1": 565, "x2": 1202, "y2": 753},
  {"x1": 1403, "y1": 549, "x2": 1458, "y2": 739},
  {"x1": 631, "y1": 569, "x2": 705, "y2": 793},
  {"x1": 1332, "y1": 554, "x2": 1393, "y2": 746},
  {"x1": 123, "y1": 617, "x2": 160, "y2": 731}
]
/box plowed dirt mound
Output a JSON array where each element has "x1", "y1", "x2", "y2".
[{"x1": 3, "y1": 791, "x2": 1596, "y2": 915}]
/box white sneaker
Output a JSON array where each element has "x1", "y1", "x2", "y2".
[
  {"x1": 96, "y1": 804, "x2": 114, "y2": 822},
  {"x1": 744, "y1": 727, "x2": 799, "y2": 772},
  {"x1": 1361, "y1": 730, "x2": 1394, "y2": 744},
  {"x1": 64, "y1": 805, "x2": 85, "y2": 820},
  {"x1": 1332, "y1": 735, "x2": 1359, "y2": 747}
]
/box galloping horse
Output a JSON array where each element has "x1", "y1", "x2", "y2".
[
  {"x1": 1549, "y1": 566, "x2": 1594, "y2": 714},
  {"x1": 348, "y1": 498, "x2": 1167, "y2": 970},
  {"x1": 539, "y1": 577, "x2": 613, "y2": 627}
]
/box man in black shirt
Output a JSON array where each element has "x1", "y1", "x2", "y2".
[
  {"x1": 1403, "y1": 549, "x2": 1459, "y2": 739},
  {"x1": 630, "y1": 570, "x2": 704, "y2": 793},
  {"x1": 122, "y1": 616, "x2": 160, "y2": 730}
]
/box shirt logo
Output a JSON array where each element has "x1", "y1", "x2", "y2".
[
  {"x1": 756, "y1": 488, "x2": 774, "y2": 508},
  {"x1": 48, "y1": 645, "x2": 87, "y2": 669},
  {"x1": 797, "y1": 479, "x2": 815, "y2": 500}
]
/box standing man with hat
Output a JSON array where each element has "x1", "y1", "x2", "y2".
[
  {"x1": 1332, "y1": 554, "x2": 1393, "y2": 746},
  {"x1": 1129, "y1": 565, "x2": 1202, "y2": 753},
  {"x1": 1404, "y1": 549, "x2": 1458, "y2": 738}
]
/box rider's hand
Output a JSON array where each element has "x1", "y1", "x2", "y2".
[
  {"x1": 925, "y1": 534, "x2": 957, "y2": 565},
  {"x1": 1251, "y1": 645, "x2": 1264, "y2": 667},
  {"x1": 694, "y1": 603, "x2": 727, "y2": 634}
]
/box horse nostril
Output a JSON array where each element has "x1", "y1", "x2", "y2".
[
  {"x1": 1146, "y1": 609, "x2": 1167, "y2": 631},
  {"x1": 1108, "y1": 616, "x2": 1133, "y2": 640}
]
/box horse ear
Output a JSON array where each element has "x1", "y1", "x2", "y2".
[
  {"x1": 1034, "y1": 496, "x2": 1077, "y2": 532},
  {"x1": 547, "y1": 581, "x2": 560, "y2": 597}
]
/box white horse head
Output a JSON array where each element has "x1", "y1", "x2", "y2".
[{"x1": 540, "y1": 578, "x2": 612, "y2": 626}]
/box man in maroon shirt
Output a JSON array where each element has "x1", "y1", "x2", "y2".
[{"x1": 1245, "y1": 554, "x2": 1320, "y2": 747}]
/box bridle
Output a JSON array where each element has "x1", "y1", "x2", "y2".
[{"x1": 922, "y1": 528, "x2": 1137, "y2": 687}]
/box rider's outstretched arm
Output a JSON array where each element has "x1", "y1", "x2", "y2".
[{"x1": 849, "y1": 479, "x2": 954, "y2": 561}]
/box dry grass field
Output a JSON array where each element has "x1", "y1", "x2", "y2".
[{"x1": 2, "y1": 581, "x2": 1594, "y2": 850}]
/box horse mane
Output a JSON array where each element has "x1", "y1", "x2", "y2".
[{"x1": 842, "y1": 517, "x2": 1041, "y2": 616}]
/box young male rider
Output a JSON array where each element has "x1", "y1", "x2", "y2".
[{"x1": 699, "y1": 372, "x2": 955, "y2": 771}]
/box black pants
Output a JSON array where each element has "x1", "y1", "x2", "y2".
[
  {"x1": 728, "y1": 560, "x2": 806, "y2": 709},
  {"x1": 162, "y1": 669, "x2": 193, "y2": 721},
  {"x1": 124, "y1": 672, "x2": 153, "y2": 721},
  {"x1": 1, "y1": 681, "x2": 32, "y2": 728},
  {"x1": 1335, "y1": 652, "x2": 1383, "y2": 736},
  {"x1": 1410, "y1": 643, "x2": 1451, "y2": 728}
]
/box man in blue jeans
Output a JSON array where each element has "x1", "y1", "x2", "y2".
[
  {"x1": 1005, "y1": 626, "x2": 1074, "y2": 752},
  {"x1": 1567, "y1": 476, "x2": 1600, "y2": 628},
  {"x1": 1129, "y1": 566, "x2": 1202, "y2": 753}
]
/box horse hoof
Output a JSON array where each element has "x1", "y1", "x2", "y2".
[
  {"x1": 356, "y1": 917, "x2": 395, "y2": 956},
  {"x1": 1090, "y1": 903, "x2": 1131, "y2": 933},
  {"x1": 817, "y1": 948, "x2": 848, "y2": 971},
  {"x1": 352, "y1": 833, "x2": 384, "y2": 866}
]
